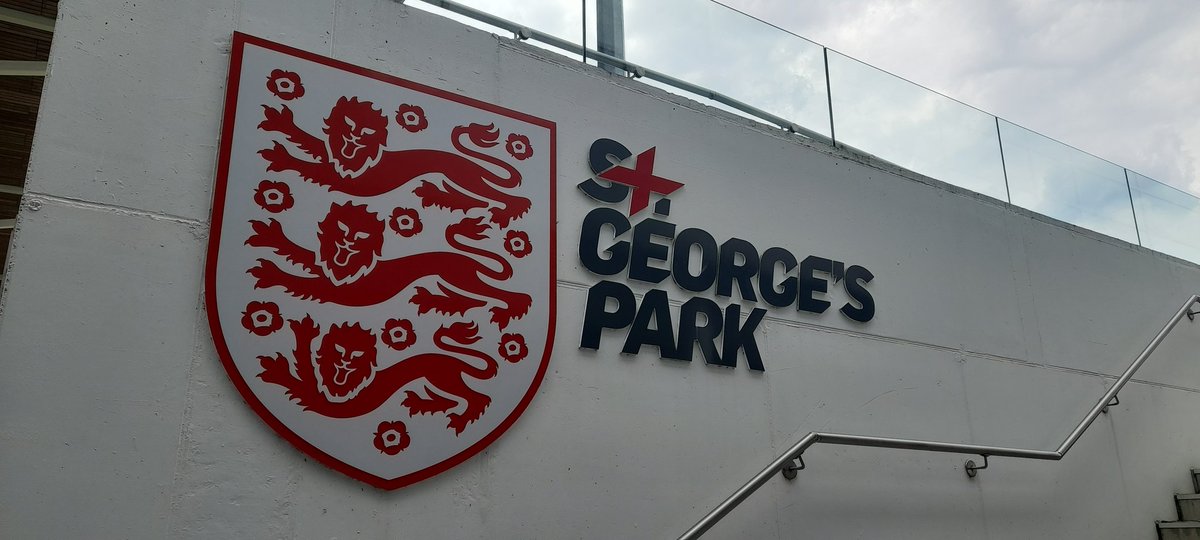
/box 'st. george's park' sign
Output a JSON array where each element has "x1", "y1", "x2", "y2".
[{"x1": 575, "y1": 138, "x2": 876, "y2": 371}]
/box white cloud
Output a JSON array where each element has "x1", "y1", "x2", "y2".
[
  {"x1": 410, "y1": 0, "x2": 1200, "y2": 248},
  {"x1": 717, "y1": 0, "x2": 1200, "y2": 196}
]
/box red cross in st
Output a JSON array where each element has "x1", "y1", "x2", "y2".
[{"x1": 598, "y1": 147, "x2": 684, "y2": 215}]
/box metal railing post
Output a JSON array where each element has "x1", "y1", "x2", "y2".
[
  {"x1": 1125, "y1": 169, "x2": 1143, "y2": 246},
  {"x1": 823, "y1": 47, "x2": 836, "y2": 146},
  {"x1": 996, "y1": 117, "x2": 1012, "y2": 204},
  {"x1": 596, "y1": 0, "x2": 625, "y2": 75}
]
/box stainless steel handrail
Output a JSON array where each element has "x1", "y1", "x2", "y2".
[
  {"x1": 679, "y1": 294, "x2": 1200, "y2": 539},
  {"x1": 405, "y1": 0, "x2": 833, "y2": 144}
]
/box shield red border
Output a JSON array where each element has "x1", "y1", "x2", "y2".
[{"x1": 204, "y1": 32, "x2": 556, "y2": 490}]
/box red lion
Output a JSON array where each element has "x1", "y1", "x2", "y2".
[
  {"x1": 257, "y1": 98, "x2": 532, "y2": 228},
  {"x1": 245, "y1": 202, "x2": 531, "y2": 329},
  {"x1": 258, "y1": 316, "x2": 500, "y2": 434}
]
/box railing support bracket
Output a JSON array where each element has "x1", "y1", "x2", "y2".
[
  {"x1": 965, "y1": 455, "x2": 989, "y2": 478},
  {"x1": 1101, "y1": 395, "x2": 1119, "y2": 414},
  {"x1": 781, "y1": 455, "x2": 805, "y2": 480},
  {"x1": 1187, "y1": 309, "x2": 1198, "y2": 321}
]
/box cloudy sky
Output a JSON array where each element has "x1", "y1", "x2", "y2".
[
  {"x1": 422, "y1": 0, "x2": 1198, "y2": 200},
  {"x1": 715, "y1": 0, "x2": 1200, "y2": 197},
  {"x1": 411, "y1": 0, "x2": 1199, "y2": 258}
]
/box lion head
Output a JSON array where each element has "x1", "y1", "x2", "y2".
[
  {"x1": 313, "y1": 322, "x2": 378, "y2": 402},
  {"x1": 322, "y1": 96, "x2": 388, "y2": 178},
  {"x1": 316, "y1": 202, "x2": 385, "y2": 286}
]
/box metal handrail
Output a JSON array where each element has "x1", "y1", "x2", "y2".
[
  {"x1": 405, "y1": 0, "x2": 833, "y2": 144},
  {"x1": 679, "y1": 295, "x2": 1200, "y2": 539}
]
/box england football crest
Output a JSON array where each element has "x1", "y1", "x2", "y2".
[{"x1": 205, "y1": 33, "x2": 556, "y2": 489}]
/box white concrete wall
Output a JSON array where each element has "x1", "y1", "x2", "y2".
[{"x1": 1, "y1": 2, "x2": 1199, "y2": 538}]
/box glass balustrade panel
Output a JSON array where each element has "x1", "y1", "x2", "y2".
[
  {"x1": 826, "y1": 51, "x2": 1008, "y2": 201},
  {"x1": 623, "y1": 0, "x2": 831, "y2": 138},
  {"x1": 1128, "y1": 171, "x2": 1200, "y2": 263},
  {"x1": 998, "y1": 119, "x2": 1139, "y2": 244}
]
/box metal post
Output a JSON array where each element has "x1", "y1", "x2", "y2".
[
  {"x1": 596, "y1": 0, "x2": 625, "y2": 75},
  {"x1": 823, "y1": 48, "x2": 836, "y2": 146},
  {"x1": 996, "y1": 117, "x2": 1012, "y2": 204},
  {"x1": 1124, "y1": 169, "x2": 1143, "y2": 246}
]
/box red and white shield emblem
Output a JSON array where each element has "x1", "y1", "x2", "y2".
[{"x1": 205, "y1": 34, "x2": 555, "y2": 489}]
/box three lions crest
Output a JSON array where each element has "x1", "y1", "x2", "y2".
[{"x1": 206, "y1": 34, "x2": 555, "y2": 490}]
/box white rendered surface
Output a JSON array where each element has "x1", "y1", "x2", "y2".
[{"x1": 0, "y1": 3, "x2": 1198, "y2": 539}]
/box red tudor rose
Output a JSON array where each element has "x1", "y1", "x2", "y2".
[
  {"x1": 253, "y1": 180, "x2": 295, "y2": 213},
  {"x1": 505, "y1": 133, "x2": 533, "y2": 160},
  {"x1": 498, "y1": 333, "x2": 528, "y2": 363},
  {"x1": 504, "y1": 230, "x2": 532, "y2": 258},
  {"x1": 241, "y1": 301, "x2": 284, "y2": 336},
  {"x1": 395, "y1": 104, "x2": 428, "y2": 133},
  {"x1": 381, "y1": 318, "x2": 417, "y2": 351},
  {"x1": 373, "y1": 421, "x2": 411, "y2": 455},
  {"x1": 388, "y1": 207, "x2": 423, "y2": 237},
  {"x1": 266, "y1": 69, "x2": 305, "y2": 100}
]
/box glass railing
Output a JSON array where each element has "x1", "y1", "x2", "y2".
[
  {"x1": 998, "y1": 120, "x2": 1140, "y2": 244},
  {"x1": 406, "y1": 0, "x2": 1200, "y2": 266},
  {"x1": 624, "y1": 0, "x2": 831, "y2": 138},
  {"x1": 826, "y1": 51, "x2": 1008, "y2": 201},
  {"x1": 1129, "y1": 171, "x2": 1200, "y2": 262}
]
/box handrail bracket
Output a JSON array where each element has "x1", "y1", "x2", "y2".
[
  {"x1": 964, "y1": 455, "x2": 989, "y2": 478},
  {"x1": 781, "y1": 455, "x2": 806, "y2": 480},
  {"x1": 1099, "y1": 391, "x2": 1118, "y2": 412}
]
